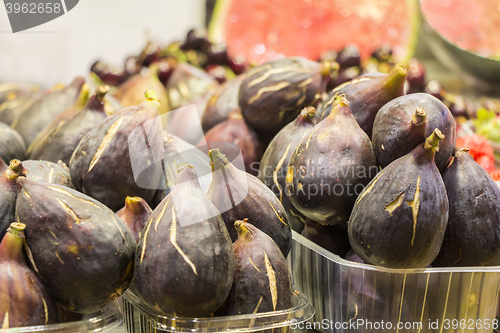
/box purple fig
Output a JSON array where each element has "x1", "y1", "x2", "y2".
[{"x1": 116, "y1": 196, "x2": 152, "y2": 243}]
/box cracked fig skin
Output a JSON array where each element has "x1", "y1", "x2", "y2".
[
  {"x1": 0, "y1": 159, "x2": 26, "y2": 240},
  {"x1": 215, "y1": 219, "x2": 293, "y2": 316},
  {"x1": 16, "y1": 177, "x2": 136, "y2": 313},
  {"x1": 0, "y1": 223, "x2": 59, "y2": 328},
  {"x1": 133, "y1": 165, "x2": 234, "y2": 317},
  {"x1": 348, "y1": 129, "x2": 449, "y2": 268}
]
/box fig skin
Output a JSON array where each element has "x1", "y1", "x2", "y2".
[
  {"x1": 301, "y1": 219, "x2": 351, "y2": 257},
  {"x1": 433, "y1": 148, "x2": 500, "y2": 267},
  {"x1": 22, "y1": 160, "x2": 73, "y2": 188},
  {"x1": 202, "y1": 109, "x2": 262, "y2": 176},
  {"x1": 207, "y1": 149, "x2": 292, "y2": 257},
  {"x1": 258, "y1": 107, "x2": 316, "y2": 233},
  {"x1": 0, "y1": 122, "x2": 26, "y2": 162},
  {"x1": 152, "y1": 133, "x2": 212, "y2": 209},
  {"x1": 316, "y1": 65, "x2": 407, "y2": 138},
  {"x1": 69, "y1": 91, "x2": 163, "y2": 211},
  {"x1": 116, "y1": 196, "x2": 152, "y2": 243},
  {"x1": 348, "y1": 129, "x2": 449, "y2": 268},
  {"x1": 202, "y1": 74, "x2": 245, "y2": 133},
  {"x1": 0, "y1": 159, "x2": 27, "y2": 240},
  {"x1": 0, "y1": 223, "x2": 59, "y2": 328},
  {"x1": 134, "y1": 165, "x2": 234, "y2": 317},
  {"x1": 28, "y1": 86, "x2": 109, "y2": 166},
  {"x1": 11, "y1": 77, "x2": 85, "y2": 147},
  {"x1": 115, "y1": 65, "x2": 169, "y2": 115},
  {"x1": 215, "y1": 220, "x2": 293, "y2": 316},
  {"x1": 286, "y1": 96, "x2": 378, "y2": 225},
  {"x1": 0, "y1": 94, "x2": 38, "y2": 126},
  {"x1": 372, "y1": 93, "x2": 456, "y2": 171},
  {"x1": 16, "y1": 177, "x2": 136, "y2": 313},
  {"x1": 239, "y1": 57, "x2": 330, "y2": 138}
]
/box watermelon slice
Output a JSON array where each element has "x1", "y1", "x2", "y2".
[{"x1": 209, "y1": 0, "x2": 419, "y2": 64}]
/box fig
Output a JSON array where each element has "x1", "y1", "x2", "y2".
[
  {"x1": 70, "y1": 91, "x2": 164, "y2": 211},
  {"x1": 165, "y1": 89, "x2": 214, "y2": 145},
  {"x1": 152, "y1": 133, "x2": 211, "y2": 208},
  {"x1": 286, "y1": 96, "x2": 378, "y2": 225},
  {"x1": 0, "y1": 223, "x2": 59, "y2": 328},
  {"x1": 0, "y1": 160, "x2": 27, "y2": 240},
  {"x1": 133, "y1": 165, "x2": 234, "y2": 317},
  {"x1": 22, "y1": 160, "x2": 73, "y2": 188},
  {"x1": 201, "y1": 74, "x2": 245, "y2": 133},
  {"x1": 0, "y1": 122, "x2": 26, "y2": 162},
  {"x1": 215, "y1": 219, "x2": 293, "y2": 316},
  {"x1": 165, "y1": 62, "x2": 218, "y2": 112},
  {"x1": 372, "y1": 93, "x2": 456, "y2": 171},
  {"x1": 258, "y1": 107, "x2": 316, "y2": 233},
  {"x1": 11, "y1": 77, "x2": 86, "y2": 147},
  {"x1": 206, "y1": 149, "x2": 292, "y2": 256},
  {"x1": 316, "y1": 65, "x2": 407, "y2": 138},
  {"x1": 0, "y1": 94, "x2": 38, "y2": 126},
  {"x1": 433, "y1": 148, "x2": 500, "y2": 267},
  {"x1": 115, "y1": 65, "x2": 169, "y2": 115},
  {"x1": 239, "y1": 57, "x2": 330, "y2": 138},
  {"x1": 301, "y1": 219, "x2": 351, "y2": 257},
  {"x1": 28, "y1": 86, "x2": 109, "y2": 166},
  {"x1": 348, "y1": 129, "x2": 449, "y2": 268},
  {"x1": 203, "y1": 109, "x2": 262, "y2": 176},
  {"x1": 16, "y1": 177, "x2": 136, "y2": 313},
  {"x1": 116, "y1": 196, "x2": 152, "y2": 243}
]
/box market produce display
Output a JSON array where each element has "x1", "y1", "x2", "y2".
[{"x1": 2, "y1": 21, "x2": 500, "y2": 330}]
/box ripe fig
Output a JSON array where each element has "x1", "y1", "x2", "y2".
[
  {"x1": 0, "y1": 223, "x2": 59, "y2": 328},
  {"x1": 152, "y1": 133, "x2": 211, "y2": 208},
  {"x1": 301, "y1": 219, "x2": 351, "y2": 257},
  {"x1": 206, "y1": 148, "x2": 292, "y2": 257},
  {"x1": 0, "y1": 160, "x2": 26, "y2": 240},
  {"x1": 134, "y1": 165, "x2": 234, "y2": 317},
  {"x1": 239, "y1": 57, "x2": 329, "y2": 138},
  {"x1": 286, "y1": 96, "x2": 378, "y2": 225},
  {"x1": 316, "y1": 65, "x2": 407, "y2": 137},
  {"x1": 372, "y1": 93, "x2": 456, "y2": 171},
  {"x1": 117, "y1": 196, "x2": 152, "y2": 243},
  {"x1": 0, "y1": 94, "x2": 38, "y2": 126},
  {"x1": 203, "y1": 109, "x2": 262, "y2": 176},
  {"x1": 16, "y1": 177, "x2": 136, "y2": 313},
  {"x1": 115, "y1": 65, "x2": 169, "y2": 115},
  {"x1": 11, "y1": 77, "x2": 86, "y2": 147},
  {"x1": 348, "y1": 129, "x2": 449, "y2": 268},
  {"x1": 28, "y1": 86, "x2": 109, "y2": 166},
  {"x1": 0, "y1": 122, "x2": 26, "y2": 162},
  {"x1": 165, "y1": 63, "x2": 218, "y2": 112},
  {"x1": 433, "y1": 149, "x2": 500, "y2": 267},
  {"x1": 258, "y1": 107, "x2": 317, "y2": 233},
  {"x1": 22, "y1": 160, "x2": 73, "y2": 188},
  {"x1": 201, "y1": 74, "x2": 245, "y2": 133},
  {"x1": 215, "y1": 219, "x2": 293, "y2": 316},
  {"x1": 70, "y1": 91, "x2": 164, "y2": 211}
]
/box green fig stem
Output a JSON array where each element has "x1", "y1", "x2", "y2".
[
  {"x1": 234, "y1": 218, "x2": 254, "y2": 240},
  {"x1": 301, "y1": 106, "x2": 316, "y2": 119},
  {"x1": 145, "y1": 90, "x2": 160, "y2": 103},
  {"x1": 327, "y1": 95, "x2": 350, "y2": 119},
  {"x1": 75, "y1": 84, "x2": 91, "y2": 108},
  {"x1": 424, "y1": 128, "x2": 445, "y2": 153},
  {"x1": 125, "y1": 196, "x2": 144, "y2": 214},
  {"x1": 411, "y1": 108, "x2": 428, "y2": 126},
  {"x1": 0, "y1": 223, "x2": 26, "y2": 263},
  {"x1": 383, "y1": 64, "x2": 407, "y2": 93},
  {"x1": 96, "y1": 85, "x2": 110, "y2": 102},
  {"x1": 5, "y1": 159, "x2": 27, "y2": 181},
  {"x1": 208, "y1": 148, "x2": 228, "y2": 172},
  {"x1": 320, "y1": 60, "x2": 339, "y2": 78}
]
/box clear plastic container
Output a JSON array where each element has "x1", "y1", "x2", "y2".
[
  {"x1": 122, "y1": 289, "x2": 314, "y2": 333},
  {"x1": 289, "y1": 231, "x2": 500, "y2": 333},
  {"x1": 1, "y1": 300, "x2": 122, "y2": 333}
]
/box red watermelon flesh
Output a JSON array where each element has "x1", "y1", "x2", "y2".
[
  {"x1": 211, "y1": 0, "x2": 416, "y2": 64},
  {"x1": 421, "y1": 0, "x2": 500, "y2": 58}
]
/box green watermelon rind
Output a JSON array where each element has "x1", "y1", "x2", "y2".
[{"x1": 208, "y1": 0, "x2": 421, "y2": 65}]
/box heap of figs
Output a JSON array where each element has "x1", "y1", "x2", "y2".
[{"x1": 2, "y1": 26, "x2": 500, "y2": 329}]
